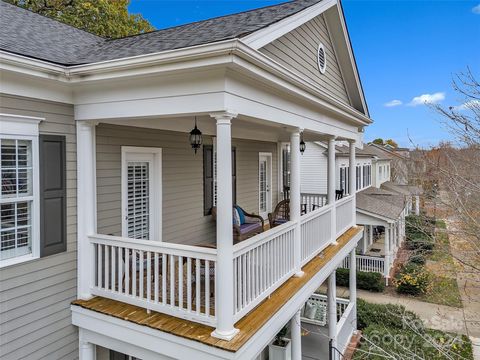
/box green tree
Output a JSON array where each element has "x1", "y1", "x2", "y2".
[
  {"x1": 6, "y1": 0, "x2": 154, "y2": 38},
  {"x1": 385, "y1": 139, "x2": 398, "y2": 148},
  {"x1": 372, "y1": 138, "x2": 384, "y2": 145}
]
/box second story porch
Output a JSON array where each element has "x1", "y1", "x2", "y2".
[{"x1": 76, "y1": 114, "x2": 359, "y2": 341}]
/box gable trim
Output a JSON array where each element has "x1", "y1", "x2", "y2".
[{"x1": 242, "y1": 0, "x2": 337, "y2": 49}]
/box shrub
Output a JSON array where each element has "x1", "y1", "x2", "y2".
[
  {"x1": 356, "y1": 299, "x2": 423, "y2": 331},
  {"x1": 395, "y1": 263, "x2": 431, "y2": 296},
  {"x1": 355, "y1": 324, "x2": 474, "y2": 360},
  {"x1": 408, "y1": 253, "x2": 426, "y2": 265},
  {"x1": 336, "y1": 268, "x2": 385, "y2": 292}
]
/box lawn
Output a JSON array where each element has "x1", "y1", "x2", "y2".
[
  {"x1": 397, "y1": 216, "x2": 463, "y2": 308},
  {"x1": 353, "y1": 300, "x2": 474, "y2": 360}
]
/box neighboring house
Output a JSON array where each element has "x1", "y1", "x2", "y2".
[
  {"x1": 300, "y1": 142, "x2": 422, "y2": 284},
  {"x1": 0, "y1": 1, "x2": 372, "y2": 360}
]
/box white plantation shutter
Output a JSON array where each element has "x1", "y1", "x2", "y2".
[
  {"x1": 126, "y1": 161, "x2": 151, "y2": 240},
  {"x1": 1, "y1": 139, "x2": 33, "y2": 260},
  {"x1": 259, "y1": 160, "x2": 267, "y2": 212}
]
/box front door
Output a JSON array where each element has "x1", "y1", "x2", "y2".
[
  {"x1": 259, "y1": 153, "x2": 272, "y2": 219},
  {"x1": 121, "y1": 147, "x2": 162, "y2": 241}
]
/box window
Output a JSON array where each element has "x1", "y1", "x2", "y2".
[
  {"x1": 356, "y1": 165, "x2": 361, "y2": 191},
  {"x1": 1, "y1": 140, "x2": 33, "y2": 260},
  {"x1": 1, "y1": 114, "x2": 41, "y2": 266},
  {"x1": 282, "y1": 144, "x2": 291, "y2": 194},
  {"x1": 203, "y1": 143, "x2": 236, "y2": 215},
  {"x1": 362, "y1": 164, "x2": 371, "y2": 188},
  {"x1": 339, "y1": 166, "x2": 349, "y2": 194},
  {"x1": 121, "y1": 147, "x2": 162, "y2": 241}
]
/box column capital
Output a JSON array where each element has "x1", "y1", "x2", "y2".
[
  {"x1": 347, "y1": 138, "x2": 356, "y2": 144},
  {"x1": 210, "y1": 111, "x2": 238, "y2": 123},
  {"x1": 326, "y1": 134, "x2": 337, "y2": 141}
]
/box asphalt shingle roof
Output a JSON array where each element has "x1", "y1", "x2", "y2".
[
  {"x1": 356, "y1": 187, "x2": 405, "y2": 221},
  {"x1": 0, "y1": 0, "x2": 321, "y2": 65}
]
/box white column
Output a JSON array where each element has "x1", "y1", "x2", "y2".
[
  {"x1": 384, "y1": 225, "x2": 391, "y2": 283},
  {"x1": 327, "y1": 136, "x2": 337, "y2": 243},
  {"x1": 290, "y1": 131, "x2": 304, "y2": 277},
  {"x1": 79, "y1": 340, "x2": 95, "y2": 360},
  {"x1": 362, "y1": 226, "x2": 367, "y2": 254},
  {"x1": 369, "y1": 225, "x2": 373, "y2": 246},
  {"x1": 415, "y1": 195, "x2": 420, "y2": 215},
  {"x1": 349, "y1": 248, "x2": 357, "y2": 329},
  {"x1": 348, "y1": 140, "x2": 357, "y2": 221},
  {"x1": 328, "y1": 271, "x2": 337, "y2": 349},
  {"x1": 77, "y1": 121, "x2": 97, "y2": 300},
  {"x1": 211, "y1": 112, "x2": 239, "y2": 341},
  {"x1": 290, "y1": 310, "x2": 302, "y2": 360}
]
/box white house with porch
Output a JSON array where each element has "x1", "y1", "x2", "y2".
[{"x1": 0, "y1": 1, "x2": 371, "y2": 359}]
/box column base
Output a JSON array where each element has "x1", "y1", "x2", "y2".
[{"x1": 211, "y1": 327, "x2": 240, "y2": 341}]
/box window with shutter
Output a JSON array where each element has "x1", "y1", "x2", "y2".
[
  {"x1": 1, "y1": 114, "x2": 41, "y2": 267},
  {"x1": 1, "y1": 139, "x2": 33, "y2": 260}
]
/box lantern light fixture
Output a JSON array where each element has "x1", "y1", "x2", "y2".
[
  {"x1": 300, "y1": 132, "x2": 306, "y2": 154},
  {"x1": 189, "y1": 116, "x2": 203, "y2": 154}
]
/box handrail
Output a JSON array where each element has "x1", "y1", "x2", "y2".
[
  {"x1": 300, "y1": 202, "x2": 333, "y2": 223},
  {"x1": 89, "y1": 234, "x2": 217, "y2": 260},
  {"x1": 232, "y1": 220, "x2": 296, "y2": 256}
]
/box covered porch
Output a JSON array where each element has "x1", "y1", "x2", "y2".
[
  {"x1": 77, "y1": 112, "x2": 358, "y2": 336},
  {"x1": 73, "y1": 42, "x2": 367, "y2": 360}
]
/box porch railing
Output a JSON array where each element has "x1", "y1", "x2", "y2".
[
  {"x1": 301, "y1": 293, "x2": 350, "y2": 325},
  {"x1": 340, "y1": 254, "x2": 385, "y2": 274},
  {"x1": 88, "y1": 195, "x2": 356, "y2": 328},
  {"x1": 89, "y1": 234, "x2": 217, "y2": 326},
  {"x1": 232, "y1": 221, "x2": 296, "y2": 321},
  {"x1": 301, "y1": 193, "x2": 328, "y2": 213},
  {"x1": 335, "y1": 195, "x2": 354, "y2": 237},
  {"x1": 300, "y1": 205, "x2": 333, "y2": 265}
]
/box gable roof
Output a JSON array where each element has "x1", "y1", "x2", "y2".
[
  {"x1": 0, "y1": 0, "x2": 322, "y2": 65},
  {"x1": 356, "y1": 187, "x2": 405, "y2": 221}
]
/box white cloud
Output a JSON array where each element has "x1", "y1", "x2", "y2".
[
  {"x1": 384, "y1": 99, "x2": 403, "y2": 107},
  {"x1": 455, "y1": 99, "x2": 480, "y2": 111},
  {"x1": 408, "y1": 92, "x2": 445, "y2": 106},
  {"x1": 472, "y1": 4, "x2": 480, "y2": 14}
]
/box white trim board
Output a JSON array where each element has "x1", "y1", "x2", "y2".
[{"x1": 242, "y1": 0, "x2": 337, "y2": 49}]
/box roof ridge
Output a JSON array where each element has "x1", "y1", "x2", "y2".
[
  {"x1": 1, "y1": 0, "x2": 105, "y2": 40},
  {"x1": 104, "y1": 0, "x2": 311, "y2": 43}
]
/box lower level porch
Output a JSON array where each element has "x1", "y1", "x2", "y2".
[{"x1": 72, "y1": 227, "x2": 362, "y2": 360}]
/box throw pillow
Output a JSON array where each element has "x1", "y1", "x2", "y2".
[{"x1": 236, "y1": 206, "x2": 246, "y2": 224}]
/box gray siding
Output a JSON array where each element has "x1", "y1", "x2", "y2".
[
  {"x1": 260, "y1": 14, "x2": 350, "y2": 105},
  {"x1": 0, "y1": 94, "x2": 78, "y2": 359},
  {"x1": 96, "y1": 124, "x2": 278, "y2": 246}
]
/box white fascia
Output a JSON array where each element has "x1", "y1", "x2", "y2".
[
  {"x1": 0, "y1": 38, "x2": 372, "y2": 127},
  {"x1": 242, "y1": 0, "x2": 338, "y2": 49},
  {"x1": 357, "y1": 209, "x2": 395, "y2": 224}
]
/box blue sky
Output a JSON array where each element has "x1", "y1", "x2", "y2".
[{"x1": 129, "y1": 0, "x2": 480, "y2": 147}]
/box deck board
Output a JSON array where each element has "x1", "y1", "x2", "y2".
[{"x1": 72, "y1": 226, "x2": 362, "y2": 352}]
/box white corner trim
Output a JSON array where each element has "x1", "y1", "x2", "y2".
[
  {"x1": 0, "y1": 113, "x2": 43, "y2": 136},
  {"x1": 242, "y1": 0, "x2": 337, "y2": 49}
]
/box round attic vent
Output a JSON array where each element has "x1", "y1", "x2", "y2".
[{"x1": 317, "y1": 43, "x2": 327, "y2": 74}]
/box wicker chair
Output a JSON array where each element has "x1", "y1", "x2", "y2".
[
  {"x1": 211, "y1": 205, "x2": 264, "y2": 242},
  {"x1": 268, "y1": 199, "x2": 290, "y2": 228}
]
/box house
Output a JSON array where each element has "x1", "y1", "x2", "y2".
[
  {"x1": 299, "y1": 141, "x2": 423, "y2": 284},
  {"x1": 0, "y1": 0, "x2": 371, "y2": 359}
]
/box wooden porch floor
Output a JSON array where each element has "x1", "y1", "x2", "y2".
[{"x1": 72, "y1": 226, "x2": 362, "y2": 353}]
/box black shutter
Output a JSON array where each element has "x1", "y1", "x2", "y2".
[
  {"x1": 203, "y1": 145, "x2": 214, "y2": 215},
  {"x1": 232, "y1": 147, "x2": 237, "y2": 204},
  {"x1": 39, "y1": 135, "x2": 66, "y2": 257}
]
